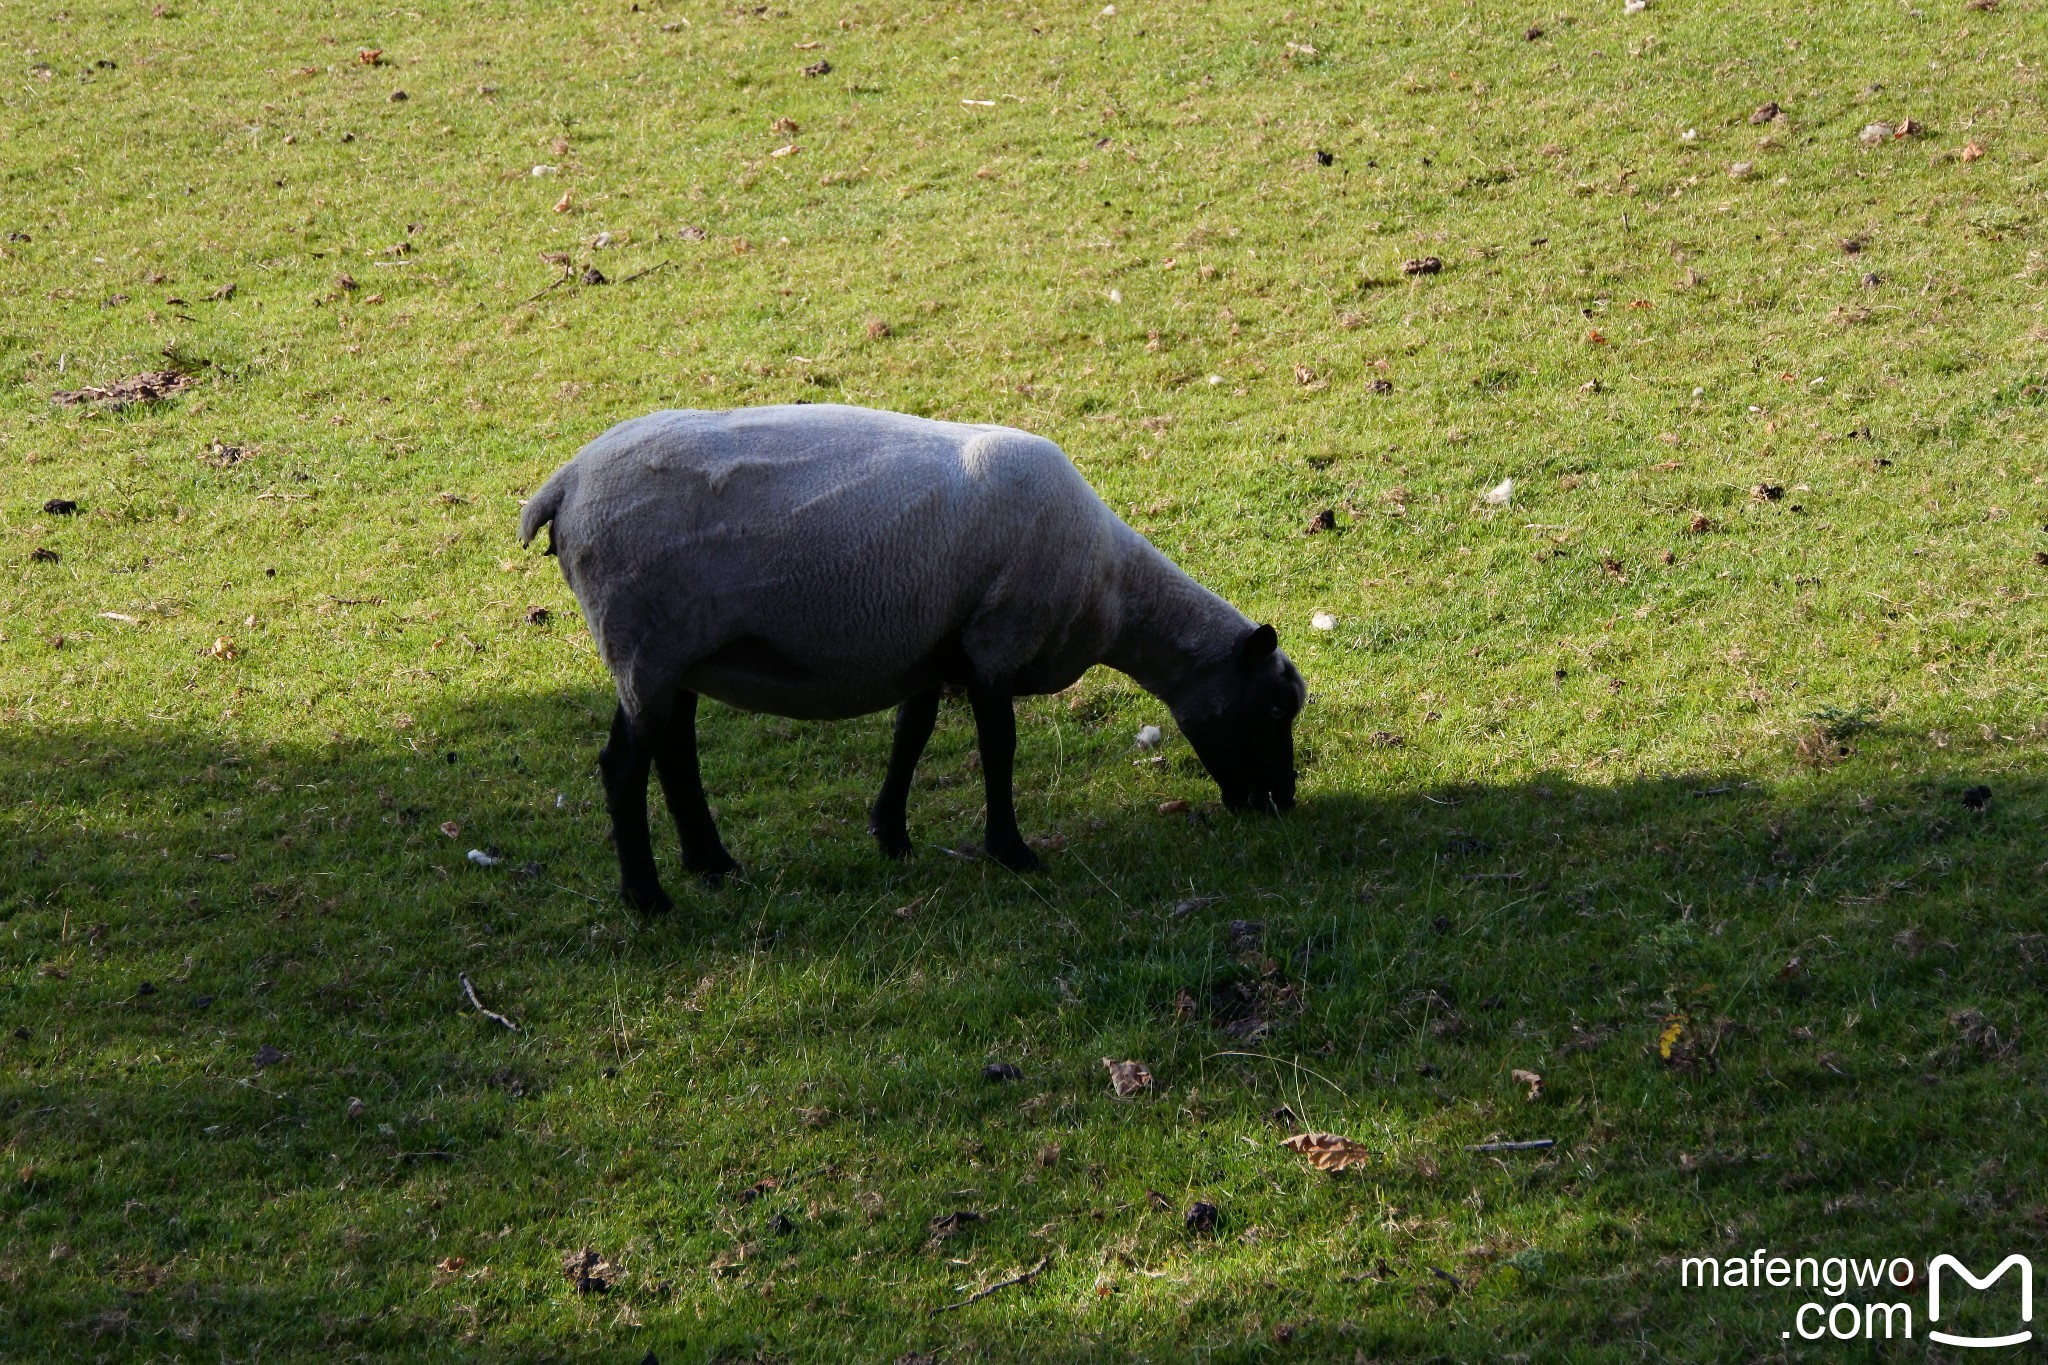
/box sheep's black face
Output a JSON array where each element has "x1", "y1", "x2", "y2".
[{"x1": 1175, "y1": 624, "x2": 1305, "y2": 813}]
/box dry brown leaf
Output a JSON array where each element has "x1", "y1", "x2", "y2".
[
  {"x1": 1510, "y1": 1067, "x2": 1544, "y2": 1101},
  {"x1": 1960, "y1": 141, "x2": 1986, "y2": 163},
  {"x1": 1280, "y1": 1131, "x2": 1372, "y2": 1171},
  {"x1": 1103, "y1": 1058, "x2": 1155, "y2": 1097},
  {"x1": 560, "y1": 1246, "x2": 615, "y2": 1293}
]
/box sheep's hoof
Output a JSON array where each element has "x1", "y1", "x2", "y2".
[
  {"x1": 685, "y1": 851, "x2": 741, "y2": 886},
  {"x1": 872, "y1": 828, "x2": 915, "y2": 860},
  {"x1": 621, "y1": 880, "x2": 676, "y2": 916},
  {"x1": 986, "y1": 838, "x2": 1043, "y2": 874}
]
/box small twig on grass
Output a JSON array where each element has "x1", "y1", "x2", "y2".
[
  {"x1": 933, "y1": 1254, "x2": 1053, "y2": 1314},
  {"x1": 460, "y1": 972, "x2": 519, "y2": 1031},
  {"x1": 517, "y1": 271, "x2": 571, "y2": 306},
  {"x1": 1463, "y1": 1138, "x2": 1555, "y2": 1153},
  {"x1": 612, "y1": 259, "x2": 672, "y2": 286}
]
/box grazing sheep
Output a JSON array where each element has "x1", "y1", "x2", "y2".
[{"x1": 520, "y1": 404, "x2": 1304, "y2": 913}]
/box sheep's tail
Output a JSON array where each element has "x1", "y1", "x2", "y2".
[{"x1": 517, "y1": 465, "x2": 573, "y2": 551}]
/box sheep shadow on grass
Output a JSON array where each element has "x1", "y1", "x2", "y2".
[{"x1": 2, "y1": 691, "x2": 2043, "y2": 1359}]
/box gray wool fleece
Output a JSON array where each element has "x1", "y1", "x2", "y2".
[{"x1": 519, "y1": 403, "x2": 1257, "y2": 723}]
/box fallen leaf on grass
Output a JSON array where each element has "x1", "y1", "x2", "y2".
[
  {"x1": 1749, "y1": 101, "x2": 1783, "y2": 124},
  {"x1": 1184, "y1": 1200, "x2": 1219, "y2": 1233},
  {"x1": 1103, "y1": 1058, "x2": 1155, "y2": 1097},
  {"x1": 1157, "y1": 799, "x2": 1190, "y2": 815},
  {"x1": 357, "y1": 47, "x2": 382, "y2": 65},
  {"x1": 1401, "y1": 256, "x2": 1442, "y2": 276},
  {"x1": 561, "y1": 1246, "x2": 615, "y2": 1293},
  {"x1": 801, "y1": 58, "x2": 831, "y2": 77},
  {"x1": 1960, "y1": 141, "x2": 1986, "y2": 163},
  {"x1": 1280, "y1": 1131, "x2": 1372, "y2": 1171},
  {"x1": 206, "y1": 637, "x2": 239, "y2": 662},
  {"x1": 927, "y1": 1209, "x2": 981, "y2": 1238},
  {"x1": 1511, "y1": 1068, "x2": 1544, "y2": 1100},
  {"x1": 29, "y1": 547, "x2": 59, "y2": 563},
  {"x1": 253, "y1": 1044, "x2": 287, "y2": 1068}
]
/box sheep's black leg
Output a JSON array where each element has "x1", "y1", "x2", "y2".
[
  {"x1": 869, "y1": 686, "x2": 941, "y2": 859},
  {"x1": 652, "y1": 690, "x2": 740, "y2": 884},
  {"x1": 966, "y1": 680, "x2": 1042, "y2": 873},
  {"x1": 599, "y1": 704, "x2": 674, "y2": 915}
]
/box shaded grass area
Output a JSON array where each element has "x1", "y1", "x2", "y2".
[
  {"x1": 3, "y1": 0, "x2": 2047, "y2": 1357},
  {"x1": 5, "y1": 698, "x2": 2043, "y2": 1359}
]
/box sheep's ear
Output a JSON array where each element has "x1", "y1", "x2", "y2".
[{"x1": 1236, "y1": 623, "x2": 1279, "y2": 669}]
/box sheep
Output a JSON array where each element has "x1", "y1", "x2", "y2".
[{"x1": 519, "y1": 403, "x2": 1305, "y2": 913}]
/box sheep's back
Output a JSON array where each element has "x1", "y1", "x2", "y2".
[{"x1": 543, "y1": 405, "x2": 1121, "y2": 717}]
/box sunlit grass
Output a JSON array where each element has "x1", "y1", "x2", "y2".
[{"x1": 3, "y1": 0, "x2": 2045, "y2": 1358}]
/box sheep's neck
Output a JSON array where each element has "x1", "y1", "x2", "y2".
[{"x1": 1102, "y1": 537, "x2": 1246, "y2": 709}]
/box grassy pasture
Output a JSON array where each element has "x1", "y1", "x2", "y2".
[{"x1": 3, "y1": 0, "x2": 2046, "y2": 1358}]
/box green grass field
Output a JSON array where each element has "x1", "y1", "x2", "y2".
[{"x1": 4, "y1": 0, "x2": 2046, "y2": 1358}]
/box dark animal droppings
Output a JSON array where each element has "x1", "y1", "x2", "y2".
[
  {"x1": 982, "y1": 1062, "x2": 1024, "y2": 1082},
  {"x1": 1961, "y1": 785, "x2": 1991, "y2": 812},
  {"x1": 43, "y1": 498, "x2": 78, "y2": 515}
]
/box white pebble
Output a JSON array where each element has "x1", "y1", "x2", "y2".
[
  {"x1": 1207, "y1": 374, "x2": 1223, "y2": 386},
  {"x1": 531, "y1": 164, "x2": 558, "y2": 176},
  {"x1": 1101, "y1": 3, "x2": 1116, "y2": 13},
  {"x1": 591, "y1": 231, "x2": 613, "y2": 249},
  {"x1": 1680, "y1": 128, "x2": 1698, "y2": 142},
  {"x1": 1482, "y1": 477, "x2": 1514, "y2": 507},
  {"x1": 466, "y1": 848, "x2": 500, "y2": 867},
  {"x1": 1311, "y1": 611, "x2": 1337, "y2": 631},
  {"x1": 1107, "y1": 288, "x2": 1123, "y2": 304},
  {"x1": 1135, "y1": 724, "x2": 1164, "y2": 751},
  {"x1": 1692, "y1": 386, "x2": 1705, "y2": 398}
]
